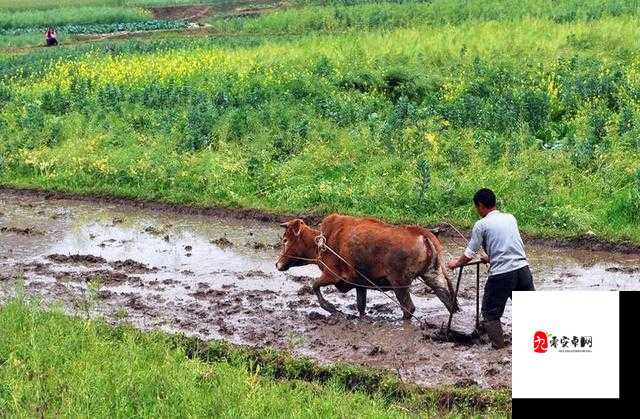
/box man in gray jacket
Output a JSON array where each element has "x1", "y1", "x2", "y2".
[{"x1": 447, "y1": 188, "x2": 535, "y2": 349}]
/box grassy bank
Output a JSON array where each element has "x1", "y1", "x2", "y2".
[
  {"x1": 1, "y1": 0, "x2": 639, "y2": 244},
  {"x1": 0, "y1": 7, "x2": 151, "y2": 31},
  {"x1": 209, "y1": 0, "x2": 640, "y2": 34},
  {"x1": 0, "y1": 295, "x2": 510, "y2": 417},
  {"x1": 0, "y1": 0, "x2": 219, "y2": 11}
]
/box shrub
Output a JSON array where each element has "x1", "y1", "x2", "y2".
[
  {"x1": 338, "y1": 70, "x2": 378, "y2": 93},
  {"x1": 416, "y1": 158, "x2": 431, "y2": 201},
  {"x1": 383, "y1": 68, "x2": 418, "y2": 102},
  {"x1": 179, "y1": 98, "x2": 217, "y2": 152},
  {"x1": 41, "y1": 86, "x2": 70, "y2": 115}
]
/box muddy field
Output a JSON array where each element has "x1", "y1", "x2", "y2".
[{"x1": 1, "y1": 190, "x2": 639, "y2": 389}]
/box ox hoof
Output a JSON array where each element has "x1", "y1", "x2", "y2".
[
  {"x1": 326, "y1": 309, "x2": 345, "y2": 318},
  {"x1": 319, "y1": 303, "x2": 339, "y2": 315}
]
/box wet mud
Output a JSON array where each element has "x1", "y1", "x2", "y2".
[{"x1": 1, "y1": 191, "x2": 639, "y2": 389}]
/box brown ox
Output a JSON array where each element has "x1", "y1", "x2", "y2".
[{"x1": 276, "y1": 214, "x2": 459, "y2": 319}]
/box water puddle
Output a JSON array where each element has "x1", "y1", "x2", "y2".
[{"x1": 1, "y1": 191, "x2": 638, "y2": 388}]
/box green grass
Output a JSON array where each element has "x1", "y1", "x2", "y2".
[
  {"x1": 0, "y1": 7, "x2": 151, "y2": 31},
  {"x1": 0, "y1": 294, "x2": 510, "y2": 417},
  {"x1": 0, "y1": 0, "x2": 640, "y2": 246},
  {"x1": 209, "y1": 0, "x2": 640, "y2": 34},
  {"x1": 0, "y1": 32, "x2": 69, "y2": 48},
  {"x1": 0, "y1": 0, "x2": 233, "y2": 12}
]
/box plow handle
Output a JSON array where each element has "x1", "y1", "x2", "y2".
[{"x1": 447, "y1": 260, "x2": 483, "y2": 334}]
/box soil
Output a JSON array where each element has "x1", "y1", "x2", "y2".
[
  {"x1": 2, "y1": 187, "x2": 639, "y2": 254},
  {"x1": 1, "y1": 189, "x2": 640, "y2": 389},
  {"x1": 150, "y1": 1, "x2": 287, "y2": 22},
  {"x1": 151, "y1": 5, "x2": 214, "y2": 21}
]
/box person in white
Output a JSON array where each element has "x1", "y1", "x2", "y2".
[{"x1": 447, "y1": 188, "x2": 535, "y2": 349}]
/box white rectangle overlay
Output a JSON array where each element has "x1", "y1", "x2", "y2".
[{"x1": 512, "y1": 291, "x2": 619, "y2": 399}]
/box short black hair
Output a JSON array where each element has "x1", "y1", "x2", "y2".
[{"x1": 473, "y1": 188, "x2": 496, "y2": 208}]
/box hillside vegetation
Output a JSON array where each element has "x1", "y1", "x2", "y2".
[{"x1": 1, "y1": 0, "x2": 639, "y2": 243}]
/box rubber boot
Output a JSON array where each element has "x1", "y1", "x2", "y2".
[{"x1": 482, "y1": 320, "x2": 506, "y2": 349}]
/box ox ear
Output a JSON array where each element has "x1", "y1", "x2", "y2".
[{"x1": 280, "y1": 219, "x2": 305, "y2": 236}]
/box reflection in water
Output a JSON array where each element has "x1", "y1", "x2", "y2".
[
  {"x1": 1, "y1": 193, "x2": 639, "y2": 314},
  {"x1": 1, "y1": 192, "x2": 639, "y2": 388}
]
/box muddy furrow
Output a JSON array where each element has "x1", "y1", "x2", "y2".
[{"x1": 1, "y1": 192, "x2": 639, "y2": 388}]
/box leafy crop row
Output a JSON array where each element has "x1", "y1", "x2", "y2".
[{"x1": 1, "y1": 19, "x2": 190, "y2": 36}]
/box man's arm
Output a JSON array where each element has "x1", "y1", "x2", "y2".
[
  {"x1": 447, "y1": 222, "x2": 485, "y2": 270},
  {"x1": 447, "y1": 254, "x2": 472, "y2": 270}
]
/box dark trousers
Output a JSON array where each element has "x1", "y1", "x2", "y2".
[{"x1": 482, "y1": 265, "x2": 535, "y2": 321}]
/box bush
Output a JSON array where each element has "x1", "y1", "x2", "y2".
[
  {"x1": 179, "y1": 98, "x2": 217, "y2": 152},
  {"x1": 41, "y1": 86, "x2": 70, "y2": 115},
  {"x1": 383, "y1": 68, "x2": 418, "y2": 102}
]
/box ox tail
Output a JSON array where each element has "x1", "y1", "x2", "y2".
[{"x1": 422, "y1": 230, "x2": 460, "y2": 314}]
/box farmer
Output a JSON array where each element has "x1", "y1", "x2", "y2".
[
  {"x1": 45, "y1": 27, "x2": 58, "y2": 46},
  {"x1": 447, "y1": 188, "x2": 534, "y2": 349}
]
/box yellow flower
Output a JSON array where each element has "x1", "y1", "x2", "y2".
[{"x1": 425, "y1": 132, "x2": 439, "y2": 154}]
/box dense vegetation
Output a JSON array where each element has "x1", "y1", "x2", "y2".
[
  {"x1": 0, "y1": 7, "x2": 150, "y2": 31},
  {"x1": 0, "y1": 294, "x2": 510, "y2": 416},
  {"x1": 0, "y1": 0, "x2": 218, "y2": 11},
  {"x1": 1, "y1": 19, "x2": 190, "y2": 36},
  {"x1": 210, "y1": 0, "x2": 640, "y2": 33},
  {"x1": 1, "y1": 0, "x2": 639, "y2": 245}
]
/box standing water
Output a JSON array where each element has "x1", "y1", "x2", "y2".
[{"x1": 1, "y1": 190, "x2": 639, "y2": 388}]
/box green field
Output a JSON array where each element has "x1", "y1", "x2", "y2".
[
  {"x1": 208, "y1": 0, "x2": 640, "y2": 33},
  {"x1": 0, "y1": 0, "x2": 212, "y2": 42},
  {"x1": 0, "y1": 0, "x2": 219, "y2": 10},
  {"x1": 5, "y1": 1, "x2": 636, "y2": 415},
  {"x1": 0, "y1": 293, "x2": 510, "y2": 417},
  {"x1": 1, "y1": 0, "x2": 640, "y2": 244}
]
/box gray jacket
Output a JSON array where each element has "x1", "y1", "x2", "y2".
[{"x1": 464, "y1": 210, "x2": 529, "y2": 275}]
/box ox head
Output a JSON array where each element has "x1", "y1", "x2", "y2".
[
  {"x1": 276, "y1": 218, "x2": 317, "y2": 271},
  {"x1": 423, "y1": 271, "x2": 460, "y2": 314},
  {"x1": 422, "y1": 235, "x2": 460, "y2": 314}
]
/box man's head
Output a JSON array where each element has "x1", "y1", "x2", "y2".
[{"x1": 473, "y1": 188, "x2": 496, "y2": 217}]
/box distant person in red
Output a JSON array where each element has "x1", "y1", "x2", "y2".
[{"x1": 45, "y1": 27, "x2": 58, "y2": 46}]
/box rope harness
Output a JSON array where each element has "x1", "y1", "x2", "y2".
[
  {"x1": 280, "y1": 226, "x2": 485, "y2": 336},
  {"x1": 280, "y1": 231, "x2": 445, "y2": 324}
]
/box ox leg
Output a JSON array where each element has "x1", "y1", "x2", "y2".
[
  {"x1": 356, "y1": 287, "x2": 367, "y2": 317},
  {"x1": 393, "y1": 288, "x2": 415, "y2": 320},
  {"x1": 313, "y1": 274, "x2": 339, "y2": 314}
]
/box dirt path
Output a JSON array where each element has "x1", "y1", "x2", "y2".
[{"x1": 1, "y1": 191, "x2": 639, "y2": 389}]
